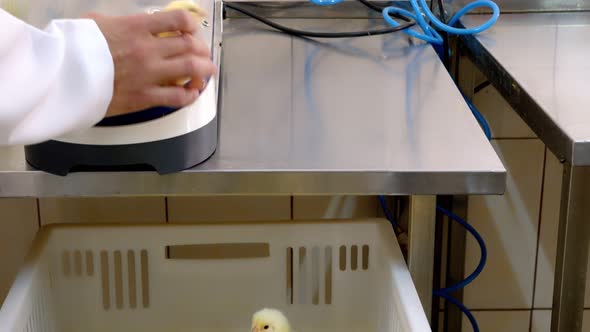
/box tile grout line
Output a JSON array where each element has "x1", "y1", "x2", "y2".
[
  {"x1": 290, "y1": 196, "x2": 294, "y2": 220},
  {"x1": 493, "y1": 137, "x2": 539, "y2": 141},
  {"x1": 529, "y1": 147, "x2": 548, "y2": 332},
  {"x1": 36, "y1": 198, "x2": 41, "y2": 228},
  {"x1": 445, "y1": 308, "x2": 590, "y2": 312},
  {"x1": 165, "y1": 197, "x2": 169, "y2": 224},
  {"x1": 469, "y1": 308, "x2": 533, "y2": 312}
]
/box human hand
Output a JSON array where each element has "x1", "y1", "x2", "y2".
[{"x1": 89, "y1": 10, "x2": 216, "y2": 118}]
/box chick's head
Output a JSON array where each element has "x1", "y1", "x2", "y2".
[
  {"x1": 251, "y1": 308, "x2": 291, "y2": 332},
  {"x1": 163, "y1": 0, "x2": 207, "y2": 18}
]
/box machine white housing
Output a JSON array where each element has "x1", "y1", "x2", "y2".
[{"x1": 25, "y1": 0, "x2": 222, "y2": 175}]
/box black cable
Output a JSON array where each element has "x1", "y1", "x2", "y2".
[
  {"x1": 437, "y1": 0, "x2": 450, "y2": 23},
  {"x1": 355, "y1": 0, "x2": 416, "y2": 24},
  {"x1": 474, "y1": 81, "x2": 491, "y2": 94},
  {"x1": 241, "y1": 2, "x2": 304, "y2": 9},
  {"x1": 356, "y1": 0, "x2": 387, "y2": 12},
  {"x1": 225, "y1": 2, "x2": 416, "y2": 38}
]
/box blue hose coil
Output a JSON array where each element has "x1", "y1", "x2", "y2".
[
  {"x1": 309, "y1": 0, "x2": 500, "y2": 45},
  {"x1": 434, "y1": 291, "x2": 481, "y2": 332},
  {"x1": 382, "y1": 0, "x2": 499, "y2": 45},
  {"x1": 433, "y1": 206, "x2": 487, "y2": 332},
  {"x1": 435, "y1": 206, "x2": 487, "y2": 294},
  {"x1": 376, "y1": 203, "x2": 487, "y2": 332}
]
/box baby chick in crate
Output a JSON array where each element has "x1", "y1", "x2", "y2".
[{"x1": 251, "y1": 308, "x2": 292, "y2": 332}]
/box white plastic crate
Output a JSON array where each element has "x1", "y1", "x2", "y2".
[{"x1": 0, "y1": 219, "x2": 431, "y2": 332}]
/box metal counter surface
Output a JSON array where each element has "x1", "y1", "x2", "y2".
[
  {"x1": 0, "y1": 18, "x2": 505, "y2": 197},
  {"x1": 462, "y1": 12, "x2": 590, "y2": 165}
]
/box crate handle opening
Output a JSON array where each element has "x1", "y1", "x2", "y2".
[{"x1": 165, "y1": 243, "x2": 270, "y2": 260}]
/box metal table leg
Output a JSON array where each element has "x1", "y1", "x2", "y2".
[
  {"x1": 551, "y1": 164, "x2": 590, "y2": 331},
  {"x1": 407, "y1": 195, "x2": 437, "y2": 324},
  {"x1": 443, "y1": 196, "x2": 468, "y2": 332},
  {"x1": 431, "y1": 197, "x2": 446, "y2": 330}
]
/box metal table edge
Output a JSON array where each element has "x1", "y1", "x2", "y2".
[
  {"x1": 458, "y1": 27, "x2": 581, "y2": 166},
  {"x1": 0, "y1": 169, "x2": 506, "y2": 197}
]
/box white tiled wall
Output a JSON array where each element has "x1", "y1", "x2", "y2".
[
  {"x1": 39, "y1": 197, "x2": 167, "y2": 225},
  {"x1": 462, "y1": 311, "x2": 531, "y2": 332},
  {"x1": 473, "y1": 85, "x2": 536, "y2": 139},
  {"x1": 292, "y1": 195, "x2": 379, "y2": 220},
  {"x1": 167, "y1": 196, "x2": 291, "y2": 222},
  {"x1": 463, "y1": 139, "x2": 544, "y2": 309},
  {"x1": 0, "y1": 199, "x2": 39, "y2": 306},
  {"x1": 531, "y1": 310, "x2": 590, "y2": 332},
  {"x1": 456, "y1": 80, "x2": 582, "y2": 331}
]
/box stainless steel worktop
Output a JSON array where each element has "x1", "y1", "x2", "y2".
[
  {"x1": 0, "y1": 18, "x2": 505, "y2": 197},
  {"x1": 462, "y1": 12, "x2": 590, "y2": 165}
]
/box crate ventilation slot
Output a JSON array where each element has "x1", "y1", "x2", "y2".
[
  {"x1": 62, "y1": 249, "x2": 150, "y2": 310},
  {"x1": 339, "y1": 245, "x2": 370, "y2": 271},
  {"x1": 166, "y1": 243, "x2": 270, "y2": 259},
  {"x1": 62, "y1": 250, "x2": 93, "y2": 277},
  {"x1": 286, "y1": 245, "x2": 369, "y2": 305}
]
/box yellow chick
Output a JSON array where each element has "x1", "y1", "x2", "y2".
[
  {"x1": 158, "y1": 0, "x2": 207, "y2": 38},
  {"x1": 157, "y1": 0, "x2": 208, "y2": 86},
  {"x1": 251, "y1": 308, "x2": 291, "y2": 332}
]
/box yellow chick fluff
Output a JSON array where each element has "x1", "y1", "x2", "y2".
[
  {"x1": 157, "y1": 0, "x2": 208, "y2": 86},
  {"x1": 159, "y1": 0, "x2": 207, "y2": 35},
  {"x1": 251, "y1": 308, "x2": 292, "y2": 332}
]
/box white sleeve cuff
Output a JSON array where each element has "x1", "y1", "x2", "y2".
[{"x1": 0, "y1": 13, "x2": 114, "y2": 146}]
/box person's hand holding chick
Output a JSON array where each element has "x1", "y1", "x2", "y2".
[{"x1": 89, "y1": 9, "x2": 216, "y2": 118}]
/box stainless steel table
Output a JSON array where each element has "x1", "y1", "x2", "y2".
[
  {"x1": 0, "y1": 18, "x2": 505, "y2": 197},
  {"x1": 0, "y1": 16, "x2": 507, "y2": 324},
  {"x1": 461, "y1": 12, "x2": 590, "y2": 332}
]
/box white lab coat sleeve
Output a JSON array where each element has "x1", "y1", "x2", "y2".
[{"x1": 0, "y1": 9, "x2": 114, "y2": 146}]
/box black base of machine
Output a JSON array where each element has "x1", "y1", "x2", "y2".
[{"x1": 25, "y1": 117, "x2": 218, "y2": 176}]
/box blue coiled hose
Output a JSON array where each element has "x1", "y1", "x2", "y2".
[
  {"x1": 379, "y1": 202, "x2": 487, "y2": 332},
  {"x1": 309, "y1": 0, "x2": 500, "y2": 45},
  {"x1": 435, "y1": 206, "x2": 487, "y2": 295},
  {"x1": 382, "y1": 0, "x2": 499, "y2": 45}
]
